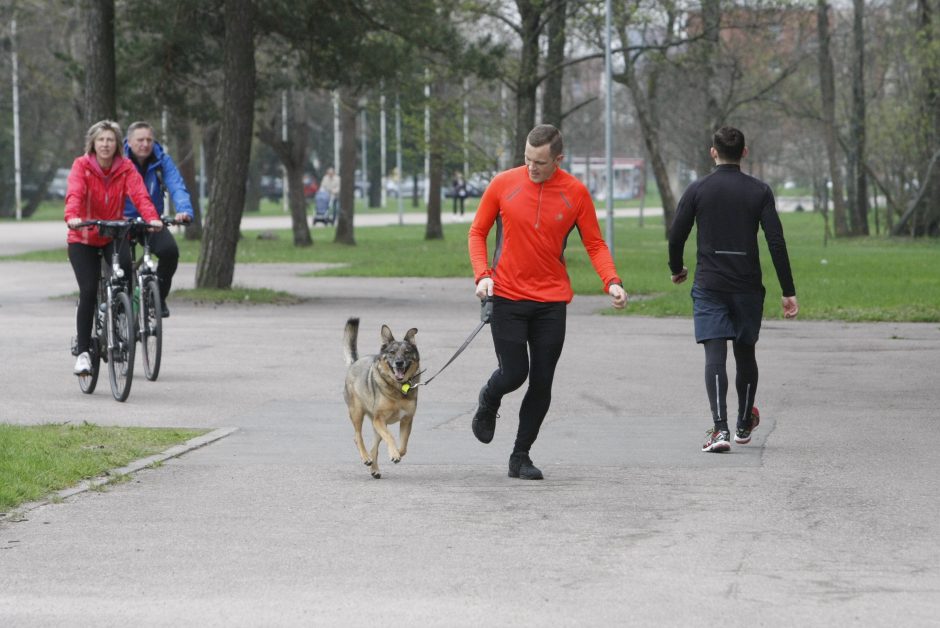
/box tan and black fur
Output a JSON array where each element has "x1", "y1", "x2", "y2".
[{"x1": 343, "y1": 317, "x2": 420, "y2": 479}]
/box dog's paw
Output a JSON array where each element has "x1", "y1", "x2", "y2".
[
  {"x1": 363, "y1": 459, "x2": 373, "y2": 466},
  {"x1": 371, "y1": 471, "x2": 382, "y2": 479},
  {"x1": 391, "y1": 455, "x2": 401, "y2": 464}
]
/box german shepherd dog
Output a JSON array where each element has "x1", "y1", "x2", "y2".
[{"x1": 343, "y1": 318, "x2": 420, "y2": 479}]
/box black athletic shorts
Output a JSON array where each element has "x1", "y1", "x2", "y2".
[{"x1": 691, "y1": 283, "x2": 764, "y2": 345}]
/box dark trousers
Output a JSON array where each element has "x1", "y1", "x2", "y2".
[
  {"x1": 68, "y1": 241, "x2": 132, "y2": 354},
  {"x1": 483, "y1": 297, "x2": 566, "y2": 455},
  {"x1": 146, "y1": 228, "x2": 180, "y2": 301}
]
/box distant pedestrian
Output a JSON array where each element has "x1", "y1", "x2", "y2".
[
  {"x1": 452, "y1": 172, "x2": 467, "y2": 216},
  {"x1": 321, "y1": 167, "x2": 341, "y2": 215},
  {"x1": 668, "y1": 126, "x2": 799, "y2": 453},
  {"x1": 468, "y1": 124, "x2": 627, "y2": 480}
]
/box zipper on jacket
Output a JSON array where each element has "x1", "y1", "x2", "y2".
[{"x1": 535, "y1": 183, "x2": 543, "y2": 229}]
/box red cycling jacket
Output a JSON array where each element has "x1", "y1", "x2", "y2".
[
  {"x1": 468, "y1": 165, "x2": 621, "y2": 303},
  {"x1": 64, "y1": 154, "x2": 159, "y2": 247}
]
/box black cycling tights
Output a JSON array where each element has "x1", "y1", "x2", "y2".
[
  {"x1": 484, "y1": 299, "x2": 566, "y2": 456},
  {"x1": 68, "y1": 241, "x2": 132, "y2": 354},
  {"x1": 703, "y1": 339, "x2": 758, "y2": 430}
]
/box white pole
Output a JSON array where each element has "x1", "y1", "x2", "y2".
[
  {"x1": 281, "y1": 90, "x2": 288, "y2": 213},
  {"x1": 395, "y1": 94, "x2": 403, "y2": 225},
  {"x1": 161, "y1": 107, "x2": 171, "y2": 211},
  {"x1": 332, "y1": 91, "x2": 341, "y2": 174},
  {"x1": 11, "y1": 17, "x2": 22, "y2": 221},
  {"x1": 380, "y1": 90, "x2": 387, "y2": 208},
  {"x1": 360, "y1": 99, "x2": 368, "y2": 204},
  {"x1": 199, "y1": 137, "x2": 206, "y2": 208},
  {"x1": 424, "y1": 69, "x2": 430, "y2": 204},
  {"x1": 604, "y1": 0, "x2": 615, "y2": 254},
  {"x1": 463, "y1": 78, "x2": 470, "y2": 179}
]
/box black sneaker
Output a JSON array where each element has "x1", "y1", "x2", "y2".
[
  {"x1": 508, "y1": 453, "x2": 543, "y2": 480},
  {"x1": 735, "y1": 406, "x2": 760, "y2": 444},
  {"x1": 161, "y1": 302, "x2": 170, "y2": 318},
  {"x1": 702, "y1": 428, "x2": 731, "y2": 453},
  {"x1": 471, "y1": 385, "x2": 499, "y2": 444}
]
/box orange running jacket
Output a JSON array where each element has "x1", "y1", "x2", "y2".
[{"x1": 468, "y1": 165, "x2": 621, "y2": 303}]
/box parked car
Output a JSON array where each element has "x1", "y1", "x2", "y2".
[
  {"x1": 444, "y1": 172, "x2": 490, "y2": 198},
  {"x1": 386, "y1": 177, "x2": 426, "y2": 198},
  {"x1": 47, "y1": 168, "x2": 70, "y2": 199}
]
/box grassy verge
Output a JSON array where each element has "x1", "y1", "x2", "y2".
[
  {"x1": 0, "y1": 422, "x2": 208, "y2": 514},
  {"x1": 4, "y1": 211, "x2": 939, "y2": 322}
]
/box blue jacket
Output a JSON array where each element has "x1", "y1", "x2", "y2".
[{"x1": 123, "y1": 140, "x2": 194, "y2": 219}]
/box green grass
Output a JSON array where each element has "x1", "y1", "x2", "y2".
[
  {"x1": 0, "y1": 422, "x2": 208, "y2": 513},
  {"x1": 4, "y1": 210, "x2": 939, "y2": 322}
]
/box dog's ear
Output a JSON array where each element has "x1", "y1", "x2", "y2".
[
  {"x1": 404, "y1": 328, "x2": 418, "y2": 344},
  {"x1": 380, "y1": 325, "x2": 395, "y2": 345}
]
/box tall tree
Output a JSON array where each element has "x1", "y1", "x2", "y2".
[
  {"x1": 847, "y1": 0, "x2": 869, "y2": 235},
  {"x1": 542, "y1": 0, "x2": 568, "y2": 128},
  {"x1": 258, "y1": 91, "x2": 313, "y2": 247},
  {"x1": 334, "y1": 88, "x2": 359, "y2": 246},
  {"x1": 612, "y1": 1, "x2": 680, "y2": 237},
  {"x1": 816, "y1": 0, "x2": 849, "y2": 237},
  {"x1": 195, "y1": 0, "x2": 255, "y2": 289},
  {"x1": 83, "y1": 0, "x2": 116, "y2": 127}
]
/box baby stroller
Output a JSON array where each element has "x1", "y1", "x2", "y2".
[{"x1": 312, "y1": 188, "x2": 335, "y2": 226}]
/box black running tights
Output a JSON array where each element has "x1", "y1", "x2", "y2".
[
  {"x1": 703, "y1": 339, "x2": 758, "y2": 430},
  {"x1": 484, "y1": 299, "x2": 566, "y2": 455}
]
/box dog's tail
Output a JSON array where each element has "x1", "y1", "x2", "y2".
[{"x1": 343, "y1": 317, "x2": 360, "y2": 366}]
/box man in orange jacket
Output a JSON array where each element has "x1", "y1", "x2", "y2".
[{"x1": 468, "y1": 124, "x2": 627, "y2": 480}]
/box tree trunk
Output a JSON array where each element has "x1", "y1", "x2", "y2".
[
  {"x1": 334, "y1": 88, "x2": 358, "y2": 245},
  {"x1": 83, "y1": 0, "x2": 116, "y2": 128},
  {"x1": 287, "y1": 163, "x2": 310, "y2": 246},
  {"x1": 258, "y1": 92, "x2": 313, "y2": 247},
  {"x1": 195, "y1": 0, "x2": 255, "y2": 289},
  {"x1": 512, "y1": 0, "x2": 542, "y2": 166},
  {"x1": 614, "y1": 17, "x2": 677, "y2": 237},
  {"x1": 542, "y1": 0, "x2": 567, "y2": 129},
  {"x1": 816, "y1": 0, "x2": 849, "y2": 237},
  {"x1": 174, "y1": 120, "x2": 203, "y2": 240},
  {"x1": 425, "y1": 79, "x2": 444, "y2": 241},
  {"x1": 695, "y1": 0, "x2": 723, "y2": 178},
  {"x1": 244, "y1": 145, "x2": 263, "y2": 214},
  {"x1": 849, "y1": 0, "x2": 869, "y2": 235},
  {"x1": 919, "y1": 0, "x2": 940, "y2": 235}
]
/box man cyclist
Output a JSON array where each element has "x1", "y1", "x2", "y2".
[{"x1": 123, "y1": 121, "x2": 194, "y2": 318}]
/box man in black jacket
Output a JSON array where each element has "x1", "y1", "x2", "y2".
[{"x1": 668, "y1": 126, "x2": 799, "y2": 453}]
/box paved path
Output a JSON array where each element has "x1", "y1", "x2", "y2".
[{"x1": 0, "y1": 217, "x2": 938, "y2": 626}]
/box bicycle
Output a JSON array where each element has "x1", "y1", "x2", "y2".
[
  {"x1": 128, "y1": 216, "x2": 181, "y2": 381},
  {"x1": 71, "y1": 219, "x2": 138, "y2": 402}
]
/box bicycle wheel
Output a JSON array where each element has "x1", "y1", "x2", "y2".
[
  {"x1": 78, "y1": 332, "x2": 102, "y2": 394},
  {"x1": 107, "y1": 291, "x2": 136, "y2": 402},
  {"x1": 139, "y1": 278, "x2": 163, "y2": 381}
]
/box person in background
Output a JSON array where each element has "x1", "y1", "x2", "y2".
[
  {"x1": 668, "y1": 126, "x2": 799, "y2": 453},
  {"x1": 124, "y1": 121, "x2": 194, "y2": 318},
  {"x1": 320, "y1": 166, "x2": 341, "y2": 216},
  {"x1": 65, "y1": 120, "x2": 162, "y2": 375},
  {"x1": 467, "y1": 124, "x2": 628, "y2": 480},
  {"x1": 452, "y1": 172, "x2": 468, "y2": 217}
]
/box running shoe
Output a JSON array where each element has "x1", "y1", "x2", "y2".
[
  {"x1": 735, "y1": 407, "x2": 761, "y2": 444},
  {"x1": 702, "y1": 428, "x2": 731, "y2": 453},
  {"x1": 471, "y1": 385, "x2": 499, "y2": 444}
]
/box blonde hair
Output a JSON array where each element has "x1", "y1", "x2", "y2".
[{"x1": 84, "y1": 119, "x2": 123, "y2": 155}]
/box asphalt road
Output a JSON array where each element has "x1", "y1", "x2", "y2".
[{"x1": 1, "y1": 216, "x2": 939, "y2": 626}]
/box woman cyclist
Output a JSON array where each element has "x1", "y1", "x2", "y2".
[{"x1": 64, "y1": 119, "x2": 162, "y2": 375}]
